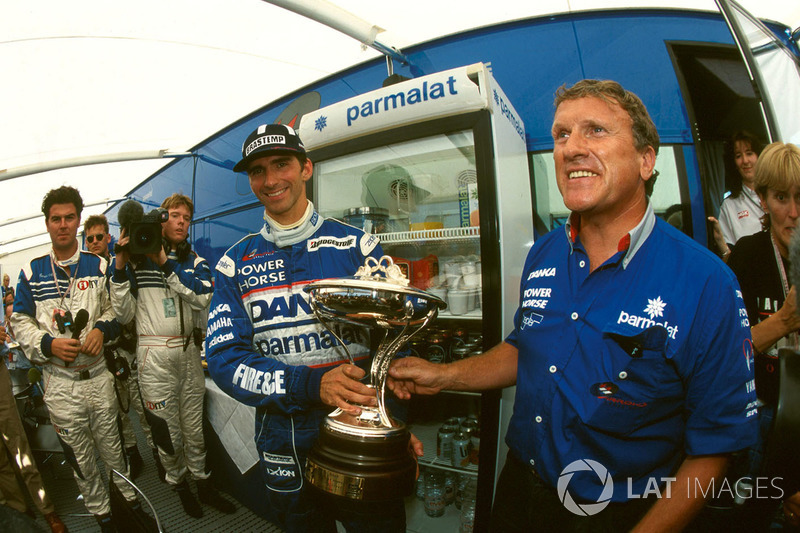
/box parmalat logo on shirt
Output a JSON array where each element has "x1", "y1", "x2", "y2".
[{"x1": 616, "y1": 296, "x2": 678, "y2": 340}]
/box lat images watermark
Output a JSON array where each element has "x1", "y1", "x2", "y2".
[{"x1": 557, "y1": 459, "x2": 785, "y2": 516}]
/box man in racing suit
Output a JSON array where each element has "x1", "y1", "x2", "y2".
[
  {"x1": 206, "y1": 124, "x2": 416, "y2": 532},
  {"x1": 111, "y1": 193, "x2": 236, "y2": 518},
  {"x1": 84, "y1": 213, "x2": 154, "y2": 480},
  {"x1": 11, "y1": 186, "x2": 143, "y2": 533}
]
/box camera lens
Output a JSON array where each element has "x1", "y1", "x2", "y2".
[
  {"x1": 136, "y1": 230, "x2": 154, "y2": 246},
  {"x1": 130, "y1": 223, "x2": 162, "y2": 254}
]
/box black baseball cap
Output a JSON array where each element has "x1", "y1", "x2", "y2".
[{"x1": 233, "y1": 123, "x2": 306, "y2": 173}]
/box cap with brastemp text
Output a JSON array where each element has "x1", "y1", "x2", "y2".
[{"x1": 233, "y1": 123, "x2": 306, "y2": 173}]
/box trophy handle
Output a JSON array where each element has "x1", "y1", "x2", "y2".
[{"x1": 371, "y1": 300, "x2": 440, "y2": 427}]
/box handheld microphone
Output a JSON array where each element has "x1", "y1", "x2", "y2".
[
  {"x1": 115, "y1": 200, "x2": 144, "y2": 254},
  {"x1": 117, "y1": 200, "x2": 144, "y2": 231},
  {"x1": 27, "y1": 367, "x2": 42, "y2": 385},
  {"x1": 67, "y1": 309, "x2": 89, "y2": 368}
]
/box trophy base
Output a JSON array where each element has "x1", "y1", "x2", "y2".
[{"x1": 305, "y1": 414, "x2": 417, "y2": 502}]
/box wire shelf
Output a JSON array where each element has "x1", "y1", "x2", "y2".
[{"x1": 378, "y1": 227, "x2": 480, "y2": 244}]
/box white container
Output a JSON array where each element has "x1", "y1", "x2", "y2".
[
  {"x1": 448, "y1": 289, "x2": 470, "y2": 315},
  {"x1": 462, "y1": 272, "x2": 481, "y2": 287},
  {"x1": 428, "y1": 286, "x2": 448, "y2": 306}
]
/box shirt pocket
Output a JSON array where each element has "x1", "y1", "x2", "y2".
[{"x1": 583, "y1": 324, "x2": 678, "y2": 436}]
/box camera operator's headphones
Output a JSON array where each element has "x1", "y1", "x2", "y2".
[{"x1": 164, "y1": 238, "x2": 192, "y2": 262}]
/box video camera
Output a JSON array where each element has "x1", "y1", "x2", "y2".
[{"x1": 114, "y1": 199, "x2": 169, "y2": 256}]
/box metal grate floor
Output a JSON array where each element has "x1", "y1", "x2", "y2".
[{"x1": 27, "y1": 409, "x2": 283, "y2": 533}]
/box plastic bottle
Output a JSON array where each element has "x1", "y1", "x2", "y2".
[
  {"x1": 459, "y1": 479, "x2": 478, "y2": 532},
  {"x1": 416, "y1": 466, "x2": 426, "y2": 501},
  {"x1": 424, "y1": 470, "x2": 446, "y2": 517}
]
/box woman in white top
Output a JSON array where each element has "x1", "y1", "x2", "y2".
[{"x1": 708, "y1": 130, "x2": 765, "y2": 262}]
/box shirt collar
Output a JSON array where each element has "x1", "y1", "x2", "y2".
[
  {"x1": 563, "y1": 201, "x2": 656, "y2": 269},
  {"x1": 742, "y1": 185, "x2": 761, "y2": 206},
  {"x1": 50, "y1": 247, "x2": 80, "y2": 268}
]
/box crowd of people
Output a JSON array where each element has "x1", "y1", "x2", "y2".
[
  {"x1": 4, "y1": 187, "x2": 236, "y2": 532},
  {"x1": 1, "y1": 78, "x2": 799, "y2": 533}
]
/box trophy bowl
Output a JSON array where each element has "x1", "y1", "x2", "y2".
[{"x1": 303, "y1": 256, "x2": 446, "y2": 502}]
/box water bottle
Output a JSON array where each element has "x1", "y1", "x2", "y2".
[
  {"x1": 424, "y1": 470, "x2": 446, "y2": 517},
  {"x1": 416, "y1": 466, "x2": 426, "y2": 501},
  {"x1": 459, "y1": 498, "x2": 476, "y2": 532},
  {"x1": 444, "y1": 471, "x2": 456, "y2": 506},
  {"x1": 459, "y1": 479, "x2": 477, "y2": 532}
]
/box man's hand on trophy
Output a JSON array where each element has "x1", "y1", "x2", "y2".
[
  {"x1": 320, "y1": 363, "x2": 378, "y2": 415},
  {"x1": 387, "y1": 357, "x2": 447, "y2": 400},
  {"x1": 409, "y1": 432, "x2": 424, "y2": 480},
  {"x1": 409, "y1": 432, "x2": 424, "y2": 458}
]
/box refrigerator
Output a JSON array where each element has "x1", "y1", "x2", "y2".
[{"x1": 298, "y1": 62, "x2": 534, "y2": 532}]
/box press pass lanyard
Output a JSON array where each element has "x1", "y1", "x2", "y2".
[
  {"x1": 770, "y1": 232, "x2": 799, "y2": 348},
  {"x1": 50, "y1": 255, "x2": 78, "y2": 311}
]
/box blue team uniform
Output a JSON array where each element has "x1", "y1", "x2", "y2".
[
  {"x1": 205, "y1": 210, "x2": 387, "y2": 530},
  {"x1": 504, "y1": 204, "x2": 758, "y2": 503}
]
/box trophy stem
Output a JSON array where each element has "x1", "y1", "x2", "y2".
[{"x1": 371, "y1": 304, "x2": 440, "y2": 427}]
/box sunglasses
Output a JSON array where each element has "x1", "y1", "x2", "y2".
[{"x1": 86, "y1": 233, "x2": 105, "y2": 244}]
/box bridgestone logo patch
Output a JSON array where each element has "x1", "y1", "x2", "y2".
[{"x1": 307, "y1": 236, "x2": 356, "y2": 251}]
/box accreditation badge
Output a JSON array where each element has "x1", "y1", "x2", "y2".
[{"x1": 162, "y1": 297, "x2": 177, "y2": 318}]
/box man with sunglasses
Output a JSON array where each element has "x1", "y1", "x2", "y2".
[{"x1": 84, "y1": 214, "x2": 154, "y2": 480}]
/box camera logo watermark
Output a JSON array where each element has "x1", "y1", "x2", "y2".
[
  {"x1": 557, "y1": 459, "x2": 785, "y2": 517},
  {"x1": 557, "y1": 459, "x2": 614, "y2": 516}
]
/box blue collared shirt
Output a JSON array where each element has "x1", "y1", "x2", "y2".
[{"x1": 505, "y1": 203, "x2": 757, "y2": 502}]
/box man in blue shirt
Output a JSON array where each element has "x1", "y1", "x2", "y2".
[{"x1": 389, "y1": 80, "x2": 757, "y2": 531}]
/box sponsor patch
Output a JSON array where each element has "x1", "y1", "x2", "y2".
[
  {"x1": 145, "y1": 399, "x2": 168, "y2": 411},
  {"x1": 216, "y1": 255, "x2": 235, "y2": 277},
  {"x1": 242, "y1": 249, "x2": 275, "y2": 261},
  {"x1": 263, "y1": 453, "x2": 295, "y2": 465},
  {"x1": 232, "y1": 365, "x2": 286, "y2": 395},
  {"x1": 245, "y1": 134, "x2": 285, "y2": 156},
  {"x1": 307, "y1": 236, "x2": 356, "y2": 252},
  {"x1": 520, "y1": 311, "x2": 544, "y2": 330},
  {"x1": 527, "y1": 267, "x2": 556, "y2": 280},
  {"x1": 207, "y1": 331, "x2": 234, "y2": 348},
  {"x1": 591, "y1": 382, "x2": 619, "y2": 397},
  {"x1": 360, "y1": 233, "x2": 379, "y2": 256}
]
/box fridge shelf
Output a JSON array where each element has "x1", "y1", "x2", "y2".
[
  {"x1": 410, "y1": 421, "x2": 479, "y2": 476},
  {"x1": 378, "y1": 227, "x2": 480, "y2": 244},
  {"x1": 438, "y1": 309, "x2": 481, "y2": 320}
]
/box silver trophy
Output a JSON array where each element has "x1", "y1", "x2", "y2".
[{"x1": 303, "y1": 255, "x2": 446, "y2": 502}]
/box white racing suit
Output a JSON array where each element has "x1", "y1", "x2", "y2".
[
  {"x1": 106, "y1": 261, "x2": 153, "y2": 451},
  {"x1": 10, "y1": 249, "x2": 136, "y2": 516},
  {"x1": 205, "y1": 209, "x2": 403, "y2": 531},
  {"x1": 111, "y1": 249, "x2": 212, "y2": 486},
  {"x1": 116, "y1": 340, "x2": 153, "y2": 450}
]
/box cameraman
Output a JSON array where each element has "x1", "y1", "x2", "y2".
[
  {"x1": 84, "y1": 213, "x2": 155, "y2": 480},
  {"x1": 111, "y1": 193, "x2": 235, "y2": 518}
]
